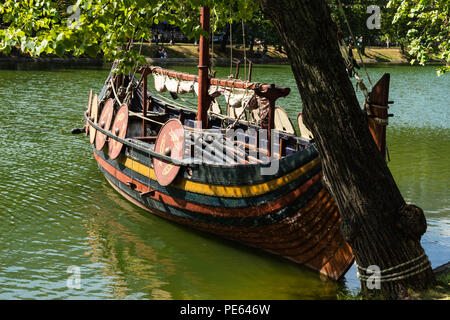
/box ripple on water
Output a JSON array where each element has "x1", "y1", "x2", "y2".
[{"x1": 0, "y1": 66, "x2": 448, "y2": 298}]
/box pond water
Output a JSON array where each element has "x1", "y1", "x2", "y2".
[{"x1": 0, "y1": 63, "x2": 448, "y2": 299}]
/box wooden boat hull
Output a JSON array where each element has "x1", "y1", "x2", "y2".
[{"x1": 91, "y1": 139, "x2": 354, "y2": 280}]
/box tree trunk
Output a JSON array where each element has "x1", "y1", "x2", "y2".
[{"x1": 259, "y1": 0, "x2": 435, "y2": 299}]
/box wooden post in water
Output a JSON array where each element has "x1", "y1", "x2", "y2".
[{"x1": 196, "y1": 6, "x2": 210, "y2": 129}]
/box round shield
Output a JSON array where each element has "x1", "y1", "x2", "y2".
[
  {"x1": 153, "y1": 119, "x2": 185, "y2": 186},
  {"x1": 108, "y1": 104, "x2": 129, "y2": 160},
  {"x1": 85, "y1": 90, "x2": 93, "y2": 136},
  {"x1": 89, "y1": 94, "x2": 99, "y2": 144},
  {"x1": 95, "y1": 98, "x2": 115, "y2": 151}
]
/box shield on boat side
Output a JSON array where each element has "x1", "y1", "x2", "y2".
[
  {"x1": 153, "y1": 119, "x2": 185, "y2": 186},
  {"x1": 108, "y1": 104, "x2": 129, "y2": 160},
  {"x1": 95, "y1": 98, "x2": 114, "y2": 151},
  {"x1": 89, "y1": 94, "x2": 99, "y2": 144}
]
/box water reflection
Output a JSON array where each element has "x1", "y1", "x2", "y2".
[
  {"x1": 82, "y1": 179, "x2": 342, "y2": 299},
  {"x1": 0, "y1": 65, "x2": 448, "y2": 299}
]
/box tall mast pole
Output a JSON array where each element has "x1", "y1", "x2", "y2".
[{"x1": 196, "y1": 6, "x2": 210, "y2": 129}]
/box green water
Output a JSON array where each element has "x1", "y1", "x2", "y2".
[{"x1": 0, "y1": 64, "x2": 448, "y2": 299}]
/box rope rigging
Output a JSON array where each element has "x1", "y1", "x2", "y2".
[
  {"x1": 210, "y1": 8, "x2": 216, "y2": 78},
  {"x1": 336, "y1": 1, "x2": 393, "y2": 162},
  {"x1": 337, "y1": 0, "x2": 373, "y2": 88},
  {"x1": 242, "y1": 19, "x2": 247, "y2": 82},
  {"x1": 229, "y1": 7, "x2": 233, "y2": 77}
]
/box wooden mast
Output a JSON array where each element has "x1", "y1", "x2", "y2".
[{"x1": 196, "y1": 6, "x2": 210, "y2": 129}]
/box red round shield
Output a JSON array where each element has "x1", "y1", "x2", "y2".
[
  {"x1": 153, "y1": 119, "x2": 185, "y2": 186},
  {"x1": 95, "y1": 98, "x2": 114, "y2": 151},
  {"x1": 85, "y1": 90, "x2": 93, "y2": 136},
  {"x1": 108, "y1": 104, "x2": 129, "y2": 160},
  {"x1": 89, "y1": 94, "x2": 99, "y2": 144}
]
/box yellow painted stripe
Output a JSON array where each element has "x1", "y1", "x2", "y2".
[{"x1": 119, "y1": 157, "x2": 320, "y2": 198}]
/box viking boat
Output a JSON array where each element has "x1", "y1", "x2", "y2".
[{"x1": 80, "y1": 7, "x2": 392, "y2": 280}]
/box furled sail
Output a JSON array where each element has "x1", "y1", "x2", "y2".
[
  {"x1": 153, "y1": 73, "x2": 167, "y2": 92},
  {"x1": 207, "y1": 86, "x2": 258, "y2": 120},
  {"x1": 153, "y1": 72, "x2": 196, "y2": 95}
]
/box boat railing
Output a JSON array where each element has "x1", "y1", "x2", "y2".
[
  {"x1": 147, "y1": 65, "x2": 291, "y2": 96},
  {"x1": 86, "y1": 111, "x2": 280, "y2": 168},
  {"x1": 85, "y1": 112, "x2": 192, "y2": 166},
  {"x1": 138, "y1": 65, "x2": 291, "y2": 156}
]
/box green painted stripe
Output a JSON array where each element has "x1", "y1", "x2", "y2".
[
  {"x1": 94, "y1": 147, "x2": 322, "y2": 208},
  {"x1": 100, "y1": 166, "x2": 325, "y2": 227},
  {"x1": 126, "y1": 142, "x2": 319, "y2": 186}
]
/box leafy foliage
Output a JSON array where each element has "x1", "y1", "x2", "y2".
[
  {"x1": 0, "y1": 0, "x2": 258, "y2": 73},
  {"x1": 388, "y1": 0, "x2": 449, "y2": 75},
  {"x1": 0, "y1": 0, "x2": 447, "y2": 74},
  {"x1": 328, "y1": 1, "x2": 393, "y2": 50}
]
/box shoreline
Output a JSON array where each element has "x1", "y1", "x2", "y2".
[
  {"x1": 0, "y1": 56, "x2": 444, "y2": 68},
  {"x1": 144, "y1": 57, "x2": 443, "y2": 65}
]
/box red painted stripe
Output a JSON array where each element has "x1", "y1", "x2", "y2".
[
  {"x1": 94, "y1": 151, "x2": 322, "y2": 218},
  {"x1": 104, "y1": 174, "x2": 351, "y2": 280}
]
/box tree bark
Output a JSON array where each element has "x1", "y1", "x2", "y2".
[{"x1": 259, "y1": 0, "x2": 434, "y2": 299}]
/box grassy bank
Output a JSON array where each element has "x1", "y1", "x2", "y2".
[
  {"x1": 139, "y1": 43, "x2": 409, "y2": 63},
  {"x1": 139, "y1": 43, "x2": 288, "y2": 60},
  {"x1": 0, "y1": 44, "x2": 412, "y2": 65}
]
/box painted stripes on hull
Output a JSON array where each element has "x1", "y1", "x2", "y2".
[
  {"x1": 94, "y1": 148, "x2": 323, "y2": 209},
  {"x1": 98, "y1": 161, "x2": 323, "y2": 227},
  {"x1": 101, "y1": 166, "x2": 353, "y2": 280},
  {"x1": 127, "y1": 144, "x2": 319, "y2": 186},
  {"x1": 120, "y1": 155, "x2": 321, "y2": 197}
]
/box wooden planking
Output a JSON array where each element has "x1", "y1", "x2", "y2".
[
  {"x1": 103, "y1": 171, "x2": 353, "y2": 280},
  {"x1": 125, "y1": 127, "x2": 317, "y2": 187},
  {"x1": 96, "y1": 152, "x2": 323, "y2": 225},
  {"x1": 120, "y1": 154, "x2": 320, "y2": 198},
  {"x1": 96, "y1": 150, "x2": 324, "y2": 218},
  {"x1": 94, "y1": 147, "x2": 323, "y2": 209}
]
